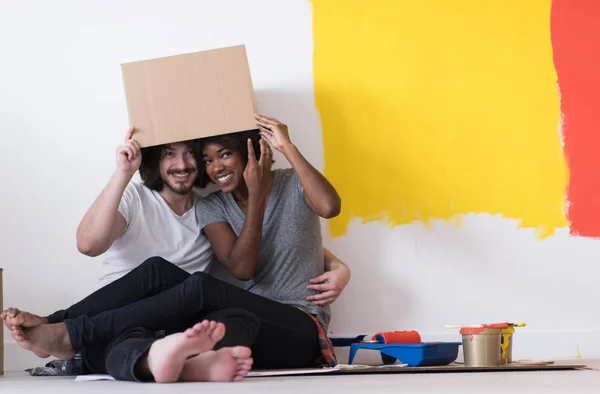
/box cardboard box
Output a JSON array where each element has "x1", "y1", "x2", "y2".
[
  {"x1": 1, "y1": 268, "x2": 3, "y2": 376},
  {"x1": 121, "y1": 44, "x2": 258, "y2": 147}
]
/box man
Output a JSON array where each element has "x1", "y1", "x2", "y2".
[
  {"x1": 76, "y1": 127, "x2": 350, "y2": 298},
  {"x1": 3, "y1": 127, "x2": 351, "y2": 379}
]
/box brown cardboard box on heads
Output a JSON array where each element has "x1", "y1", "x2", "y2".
[
  {"x1": 1, "y1": 268, "x2": 3, "y2": 376},
  {"x1": 121, "y1": 44, "x2": 258, "y2": 147}
]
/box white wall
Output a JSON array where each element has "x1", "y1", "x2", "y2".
[{"x1": 1, "y1": 0, "x2": 597, "y2": 371}]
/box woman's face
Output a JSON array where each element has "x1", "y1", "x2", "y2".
[{"x1": 202, "y1": 142, "x2": 245, "y2": 193}]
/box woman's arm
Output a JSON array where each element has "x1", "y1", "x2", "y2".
[
  {"x1": 203, "y1": 139, "x2": 272, "y2": 280},
  {"x1": 255, "y1": 114, "x2": 341, "y2": 218}
]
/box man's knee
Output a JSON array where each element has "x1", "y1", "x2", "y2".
[
  {"x1": 105, "y1": 327, "x2": 156, "y2": 382},
  {"x1": 139, "y1": 256, "x2": 184, "y2": 276},
  {"x1": 140, "y1": 256, "x2": 170, "y2": 270},
  {"x1": 190, "y1": 271, "x2": 214, "y2": 284}
]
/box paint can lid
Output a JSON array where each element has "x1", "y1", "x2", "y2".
[{"x1": 460, "y1": 327, "x2": 504, "y2": 335}]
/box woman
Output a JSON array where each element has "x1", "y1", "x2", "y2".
[
  {"x1": 5, "y1": 114, "x2": 342, "y2": 382},
  {"x1": 195, "y1": 112, "x2": 341, "y2": 368}
]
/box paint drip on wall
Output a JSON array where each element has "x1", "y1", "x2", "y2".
[{"x1": 311, "y1": 0, "x2": 569, "y2": 238}]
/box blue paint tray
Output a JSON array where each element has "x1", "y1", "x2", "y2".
[{"x1": 348, "y1": 342, "x2": 462, "y2": 367}]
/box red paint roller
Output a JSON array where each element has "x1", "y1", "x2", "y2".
[{"x1": 372, "y1": 330, "x2": 421, "y2": 344}]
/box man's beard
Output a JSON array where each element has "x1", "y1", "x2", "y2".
[
  {"x1": 164, "y1": 180, "x2": 192, "y2": 195},
  {"x1": 163, "y1": 168, "x2": 197, "y2": 195}
]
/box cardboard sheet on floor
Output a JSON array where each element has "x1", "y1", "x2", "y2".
[
  {"x1": 245, "y1": 363, "x2": 588, "y2": 377},
  {"x1": 332, "y1": 363, "x2": 588, "y2": 375},
  {"x1": 75, "y1": 368, "x2": 341, "y2": 381},
  {"x1": 74, "y1": 363, "x2": 587, "y2": 381}
]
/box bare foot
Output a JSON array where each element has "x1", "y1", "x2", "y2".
[
  {"x1": 11, "y1": 326, "x2": 50, "y2": 358},
  {"x1": 146, "y1": 320, "x2": 226, "y2": 383},
  {"x1": 2, "y1": 308, "x2": 48, "y2": 330},
  {"x1": 2, "y1": 308, "x2": 50, "y2": 359},
  {"x1": 180, "y1": 346, "x2": 253, "y2": 382},
  {"x1": 14, "y1": 323, "x2": 74, "y2": 360},
  {"x1": 3, "y1": 308, "x2": 49, "y2": 355},
  {"x1": 1, "y1": 308, "x2": 15, "y2": 329}
]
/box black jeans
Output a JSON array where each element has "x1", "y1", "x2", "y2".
[
  {"x1": 104, "y1": 307, "x2": 260, "y2": 381},
  {"x1": 47, "y1": 257, "x2": 320, "y2": 374}
]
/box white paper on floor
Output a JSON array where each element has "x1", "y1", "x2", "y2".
[
  {"x1": 75, "y1": 374, "x2": 116, "y2": 382},
  {"x1": 247, "y1": 367, "x2": 340, "y2": 377},
  {"x1": 74, "y1": 370, "x2": 337, "y2": 381},
  {"x1": 74, "y1": 364, "x2": 407, "y2": 381}
]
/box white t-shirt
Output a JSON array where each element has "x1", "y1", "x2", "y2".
[{"x1": 99, "y1": 181, "x2": 214, "y2": 286}]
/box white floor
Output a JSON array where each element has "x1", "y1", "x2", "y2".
[{"x1": 1, "y1": 369, "x2": 600, "y2": 394}]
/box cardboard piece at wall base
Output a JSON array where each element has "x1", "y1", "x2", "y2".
[
  {"x1": 121, "y1": 44, "x2": 258, "y2": 148},
  {"x1": 1, "y1": 268, "x2": 3, "y2": 376}
]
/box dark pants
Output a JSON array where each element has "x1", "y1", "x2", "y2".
[
  {"x1": 47, "y1": 257, "x2": 320, "y2": 377},
  {"x1": 104, "y1": 308, "x2": 260, "y2": 381}
]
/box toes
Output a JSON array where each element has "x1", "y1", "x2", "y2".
[
  {"x1": 13, "y1": 332, "x2": 25, "y2": 341},
  {"x1": 204, "y1": 320, "x2": 217, "y2": 334},
  {"x1": 211, "y1": 322, "x2": 226, "y2": 341},
  {"x1": 237, "y1": 358, "x2": 251, "y2": 366},
  {"x1": 11, "y1": 326, "x2": 23, "y2": 335},
  {"x1": 237, "y1": 359, "x2": 253, "y2": 371},
  {"x1": 233, "y1": 370, "x2": 249, "y2": 381},
  {"x1": 231, "y1": 346, "x2": 252, "y2": 359},
  {"x1": 236, "y1": 357, "x2": 253, "y2": 366},
  {"x1": 11, "y1": 326, "x2": 25, "y2": 340},
  {"x1": 191, "y1": 320, "x2": 210, "y2": 332}
]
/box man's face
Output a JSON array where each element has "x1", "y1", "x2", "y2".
[{"x1": 158, "y1": 142, "x2": 198, "y2": 195}]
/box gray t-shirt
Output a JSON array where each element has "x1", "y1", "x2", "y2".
[{"x1": 195, "y1": 168, "x2": 331, "y2": 330}]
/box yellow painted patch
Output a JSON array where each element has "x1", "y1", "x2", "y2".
[{"x1": 311, "y1": 0, "x2": 569, "y2": 238}]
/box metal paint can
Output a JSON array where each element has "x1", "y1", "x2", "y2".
[{"x1": 460, "y1": 327, "x2": 503, "y2": 367}]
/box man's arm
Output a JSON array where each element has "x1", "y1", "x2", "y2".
[
  {"x1": 76, "y1": 127, "x2": 141, "y2": 256},
  {"x1": 323, "y1": 248, "x2": 349, "y2": 273},
  {"x1": 306, "y1": 248, "x2": 351, "y2": 306}
]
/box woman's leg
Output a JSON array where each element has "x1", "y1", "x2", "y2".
[
  {"x1": 249, "y1": 307, "x2": 320, "y2": 369},
  {"x1": 104, "y1": 310, "x2": 260, "y2": 382},
  {"x1": 201, "y1": 308, "x2": 261, "y2": 349},
  {"x1": 63, "y1": 272, "x2": 320, "y2": 367},
  {"x1": 46, "y1": 257, "x2": 190, "y2": 323}
]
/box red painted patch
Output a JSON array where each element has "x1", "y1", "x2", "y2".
[
  {"x1": 551, "y1": 0, "x2": 600, "y2": 236},
  {"x1": 460, "y1": 327, "x2": 484, "y2": 335}
]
